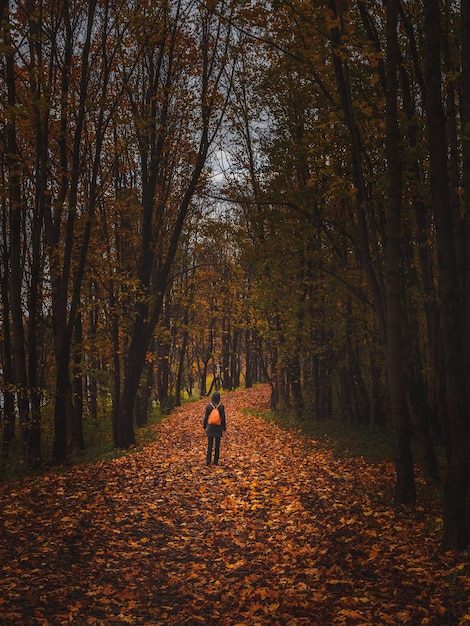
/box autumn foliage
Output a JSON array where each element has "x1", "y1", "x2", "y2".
[{"x1": 0, "y1": 386, "x2": 468, "y2": 625}]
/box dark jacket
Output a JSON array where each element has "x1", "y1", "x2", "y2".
[{"x1": 203, "y1": 402, "x2": 226, "y2": 438}]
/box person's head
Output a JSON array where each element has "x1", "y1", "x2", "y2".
[{"x1": 212, "y1": 391, "x2": 220, "y2": 405}]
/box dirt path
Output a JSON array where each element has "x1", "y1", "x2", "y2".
[{"x1": 0, "y1": 385, "x2": 468, "y2": 625}]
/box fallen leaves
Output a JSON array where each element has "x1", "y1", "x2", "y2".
[{"x1": 0, "y1": 384, "x2": 468, "y2": 625}]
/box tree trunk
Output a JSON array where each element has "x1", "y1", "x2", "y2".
[
  {"x1": 111, "y1": 289, "x2": 121, "y2": 448},
  {"x1": 157, "y1": 315, "x2": 171, "y2": 413},
  {"x1": 328, "y1": 4, "x2": 417, "y2": 501},
  {"x1": 0, "y1": 251, "x2": 16, "y2": 454},
  {"x1": 52, "y1": 333, "x2": 73, "y2": 463},
  {"x1": 287, "y1": 353, "x2": 303, "y2": 420},
  {"x1": 462, "y1": 0, "x2": 470, "y2": 549},
  {"x1": 345, "y1": 296, "x2": 370, "y2": 425},
  {"x1": 370, "y1": 356, "x2": 386, "y2": 427},
  {"x1": 384, "y1": 0, "x2": 416, "y2": 505},
  {"x1": 328, "y1": 1, "x2": 387, "y2": 349},
  {"x1": 423, "y1": 0, "x2": 469, "y2": 549},
  {"x1": 397, "y1": 9, "x2": 447, "y2": 437},
  {"x1": 49, "y1": 0, "x2": 100, "y2": 464},
  {"x1": 135, "y1": 357, "x2": 154, "y2": 427},
  {"x1": 176, "y1": 324, "x2": 189, "y2": 406},
  {"x1": 116, "y1": 312, "x2": 156, "y2": 448},
  {"x1": 1, "y1": 0, "x2": 32, "y2": 465},
  {"x1": 222, "y1": 317, "x2": 232, "y2": 390},
  {"x1": 406, "y1": 384, "x2": 440, "y2": 483},
  {"x1": 71, "y1": 313, "x2": 85, "y2": 454},
  {"x1": 245, "y1": 328, "x2": 253, "y2": 389},
  {"x1": 230, "y1": 328, "x2": 241, "y2": 390},
  {"x1": 463, "y1": 0, "x2": 470, "y2": 410},
  {"x1": 199, "y1": 359, "x2": 209, "y2": 398},
  {"x1": 87, "y1": 299, "x2": 99, "y2": 421}
]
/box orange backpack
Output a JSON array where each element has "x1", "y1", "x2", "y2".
[{"x1": 207, "y1": 403, "x2": 221, "y2": 425}]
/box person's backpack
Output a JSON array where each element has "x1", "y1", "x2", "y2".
[{"x1": 207, "y1": 403, "x2": 221, "y2": 425}]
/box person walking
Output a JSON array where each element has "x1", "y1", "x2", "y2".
[{"x1": 203, "y1": 391, "x2": 226, "y2": 465}]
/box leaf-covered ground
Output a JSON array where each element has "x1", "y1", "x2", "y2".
[{"x1": 0, "y1": 385, "x2": 469, "y2": 625}]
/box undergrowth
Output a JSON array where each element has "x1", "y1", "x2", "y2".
[
  {"x1": 249, "y1": 406, "x2": 395, "y2": 462},
  {"x1": 249, "y1": 406, "x2": 449, "y2": 511},
  {"x1": 0, "y1": 398, "x2": 176, "y2": 484}
]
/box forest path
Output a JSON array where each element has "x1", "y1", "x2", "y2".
[{"x1": 0, "y1": 385, "x2": 468, "y2": 625}]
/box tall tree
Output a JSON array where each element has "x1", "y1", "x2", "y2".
[
  {"x1": 48, "y1": 0, "x2": 120, "y2": 462},
  {"x1": 114, "y1": 0, "x2": 237, "y2": 448},
  {"x1": 0, "y1": 0, "x2": 43, "y2": 467},
  {"x1": 383, "y1": 0, "x2": 415, "y2": 504},
  {"x1": 422, "y1": 0, "x2": 469, "y2": 550},
  {"x1": 462, "y1": 0, "x2": 470, "y2": 435}
]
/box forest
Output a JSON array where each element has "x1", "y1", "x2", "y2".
[{"x1": 0, "y1": 0, "x2": 469, "y2": 555}]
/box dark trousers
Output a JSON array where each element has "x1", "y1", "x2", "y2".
[{"x1": 206, "y1": 436, "x2": 221, "y2": 465}]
